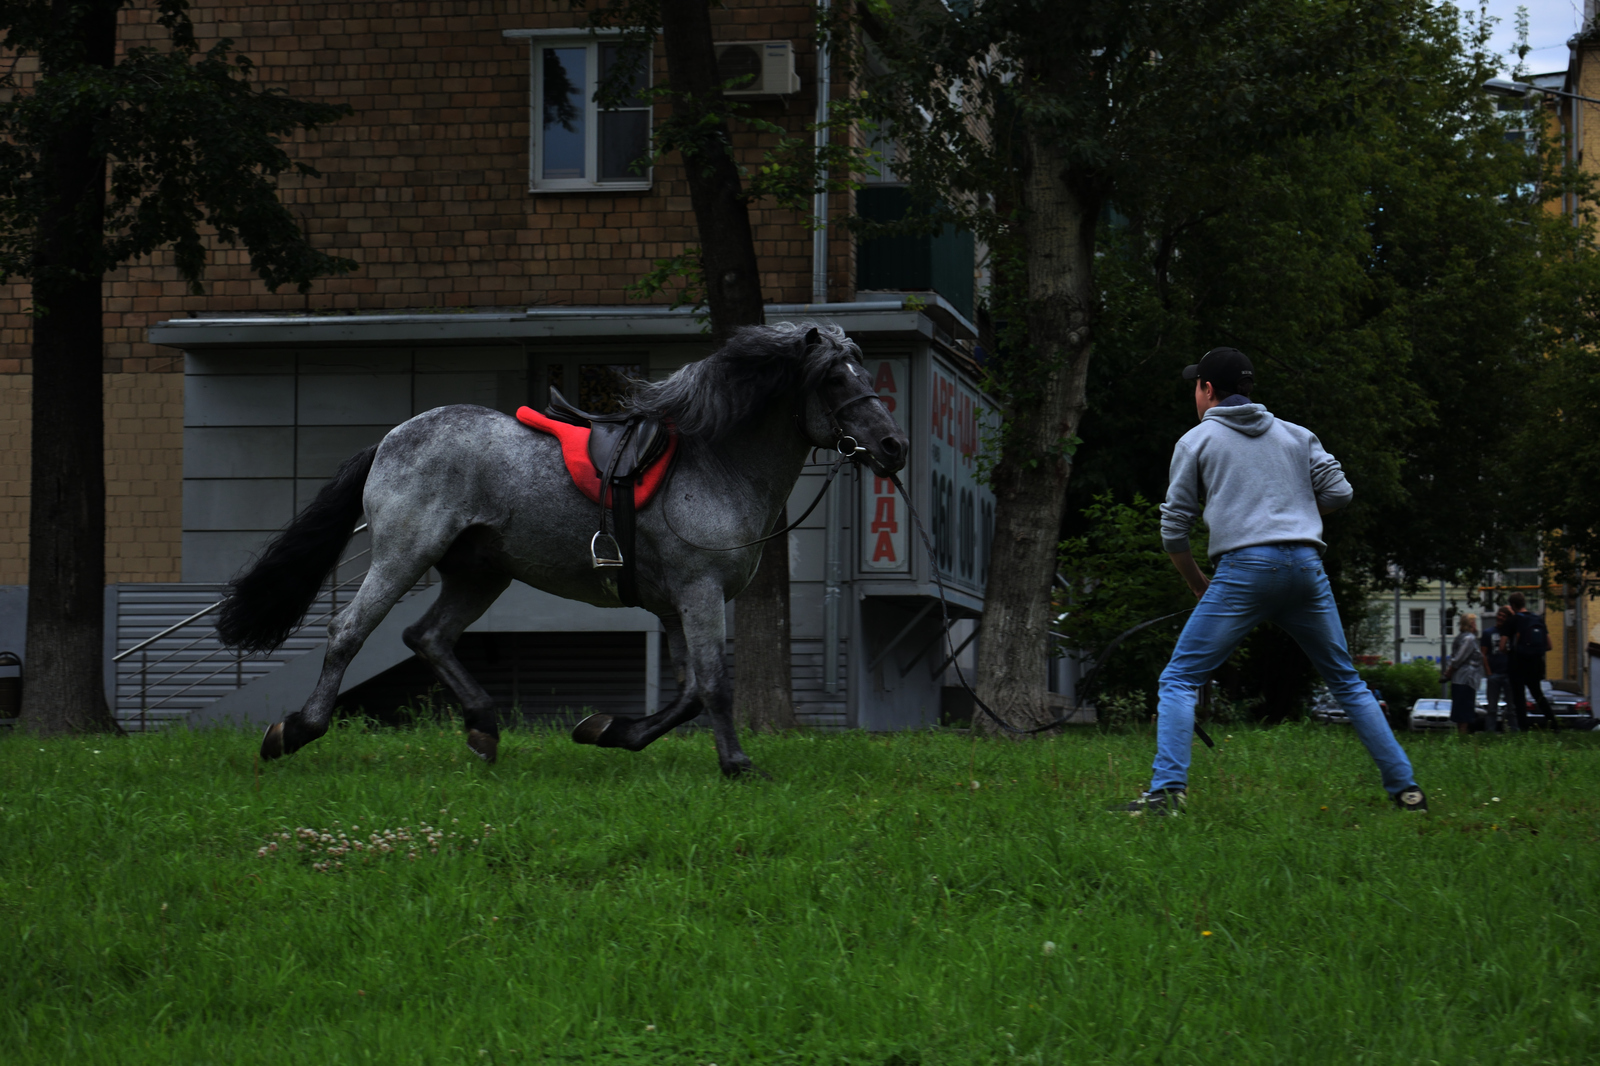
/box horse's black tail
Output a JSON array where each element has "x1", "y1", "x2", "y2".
[{"x1": 216, "y1": 445, "x2": 380, "y2": 653}]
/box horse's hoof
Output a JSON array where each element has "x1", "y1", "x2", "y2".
[
  {"x1": 260, "y1": 722, "x2": 286, "y2": 761},
  {"x1": 467, "y1": 729, "x2": 498, "y2": 763},
  {"x1": 571, "y1": 713, "x2": 615, "y2": 747}
]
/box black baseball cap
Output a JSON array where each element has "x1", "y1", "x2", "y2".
[{"x1": 1182, "y1": 347, "x2": 1255, "y2": 393}]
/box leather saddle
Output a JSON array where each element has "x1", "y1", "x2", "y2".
[
  {"x1": 545, "y1": 388, "x2": 668, "y2": 481},
  {"x1": 543, "y1": 388, "x2": 671, "y2": 608}
]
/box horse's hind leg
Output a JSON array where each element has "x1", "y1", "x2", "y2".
[
  {"x1": 402, "y1": 567, "x2": 512, "y2": 762},
  {"x1": 262, "y1": 556, "x2": 433, "y2": 760}
]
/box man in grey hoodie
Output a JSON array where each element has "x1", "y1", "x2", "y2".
[{"x1": 1116, "y1": 347, "x2": 1426, "y2": 816}]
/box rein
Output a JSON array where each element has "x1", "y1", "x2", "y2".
[
  {"x1": 890, "y1": 473, "x2": 1214, "y2": 745},
  {"x1": 660, "y1": 442, "x2": 863, "y2": 553}
]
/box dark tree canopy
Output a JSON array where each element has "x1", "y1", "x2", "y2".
[
  {"x1": 0, "y1": 0, "x2": 357, "y2": 294},
  {"x1": 843, "y1": 0, "x2": 1585, "y2": 722}
]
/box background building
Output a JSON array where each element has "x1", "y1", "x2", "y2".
[{"x1": 0, "y1": 1, "x2": 1015, "y2": 732}]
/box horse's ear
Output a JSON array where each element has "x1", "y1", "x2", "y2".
[{"x1": 804, "y1": 326, "x2": 819, "y2": 350}]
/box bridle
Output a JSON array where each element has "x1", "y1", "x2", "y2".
[
  {"x1": 664, "y1": 357, "x2": 889, "y2": 553},
  {"x1": 805, "y1": 358, "x2": 886, "y2": 461}
]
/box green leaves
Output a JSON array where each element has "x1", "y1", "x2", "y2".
[
  {"x1": 1068, "y1": 1, "x2": 1562, "y2": 589},
  {"x1": 0, "y1": 1, "x2": 356, "y2": 293},
  {"x1": 625, "y1": 246, "x2": 706, "y2": 318},
  {"x1": 1056, "y1": 494, "x2": 1205, "y2": 704}
]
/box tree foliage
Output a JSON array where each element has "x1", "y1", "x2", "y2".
[
  {"x1": 1063, "y1": 4, "x2": 1587, "y2": 712},
  {"x1": 1517, "y1": 203, "x2": 1600, "y2": 588},
  {"x1": 839, "y1": 0, "x2": 1475, "y2": 729},
  {"x1": 1055, "y1": 494, "x2": 1205, "y2": 705},
  {"x1": 1076, "y1": 9, "x2": 1563, "y2": 580},
  {"x1": 847, "y1": 0, "x2": 1588, "y2": 721},
  {"x1": 0, "y1": 0, "x2": 357, "y2": 293}
]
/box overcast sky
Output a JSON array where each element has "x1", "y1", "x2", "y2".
[{"x1": 1479, "y1": 0, "x2": 1585, "y2": 75}]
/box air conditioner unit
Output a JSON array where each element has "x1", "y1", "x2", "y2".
[{"x1": 714, "y1": 40, "x2": 801, "y2": 97}]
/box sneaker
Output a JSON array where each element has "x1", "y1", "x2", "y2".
[
  {"x1": 1394, "y1": 787, "x2": 1428, "y2": 813},
  {"x1": 1111, "y1": 788, "x2": 1186, "y2": 816}
]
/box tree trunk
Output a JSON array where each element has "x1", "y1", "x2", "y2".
[
  {"x1": 733, "y1": 507, "x2": 797, "y2": 731},
  {"x1": 658, "y1": 0, "x2": 795, "y2": 729},
  {"x1": 21, "y1": 1, "x2": 120, "y2": 736},
  {"x1": 974, "y1": 123, "x2": 1097, "y2": 736},
  {"x1": 658, "y1": 0, "x2": 767, "y2": 342}
]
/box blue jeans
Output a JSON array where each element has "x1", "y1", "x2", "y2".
[{"x1": 1151, "y1": 544, "x2": 1417, "y2": 797}]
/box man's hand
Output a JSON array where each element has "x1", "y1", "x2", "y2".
[{"x1": 1168, "y1": 550, "x2": 1211, "y2": 599}]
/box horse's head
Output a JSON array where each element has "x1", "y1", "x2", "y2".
[{"x1": 798, "y1": 327, "x2": 909, "y2": 477}]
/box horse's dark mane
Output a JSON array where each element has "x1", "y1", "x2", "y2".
[{"x1": 626, "y1": 322, "x2": 860, "y2": 443}]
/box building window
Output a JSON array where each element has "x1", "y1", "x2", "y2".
[
  {"x1": 1409, "y1": 609, "x2": 1425, "y2": 637},
  {"x1": 520, "y1": 35, "x2": 652, "y2": 192},
  {"x1": 1443, "y1": 612, "x2": 1454, "y2": 637}
]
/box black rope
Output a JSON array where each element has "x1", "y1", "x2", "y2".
[{"x1": 891, "y1": 473, "x2": 1213, "y2": 745}]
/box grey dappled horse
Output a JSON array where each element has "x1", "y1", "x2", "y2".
[{"x1": 216, "y1": 323, "x2": 908, "y2": 776}]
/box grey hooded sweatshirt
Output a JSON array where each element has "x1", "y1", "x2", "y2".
[{"x1": 1159, "y1": 401, "x2": 1352, "y2": 560}]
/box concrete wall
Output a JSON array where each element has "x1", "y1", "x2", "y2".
[{"x1": 183, "y1": 347, "x2": 526, "y2": 581}]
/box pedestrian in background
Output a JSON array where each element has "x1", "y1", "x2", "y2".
[
  {"x1": 1484, "y1": 606, "x2": 1517, "y2": 733},
  {"x1": 1505, "y1": 591, "x2": 1558, "y2": 731},
  {"x1": 1442, "y1": 611, "x2": 1485, "y2": 736}
]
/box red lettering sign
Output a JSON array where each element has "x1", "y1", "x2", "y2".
[
  {"x1": 873, "y1": 362, "x2": 898, "y2": 413},
  {"x1": 870, "y1": 497, "x2": 898, "y2": 534}
]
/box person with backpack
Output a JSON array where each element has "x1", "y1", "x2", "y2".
[
  {"x1": 1114, "y1": 347, "x2": 1426, "y2": 816},
  {"x1": 1504, "y1": 591, "x2": 1558, "y2": 730}
]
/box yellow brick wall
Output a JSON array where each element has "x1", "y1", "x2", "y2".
[
  {"x1": 0, "y1": 373, "x2": 184, "y2": 586},
  {"x1": 0, "y1": 376, "x2": 27, "y2": 580}
]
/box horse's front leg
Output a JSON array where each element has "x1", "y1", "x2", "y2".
[
  {"x1": 678, "y1": 584, "x2": 760, "y2": 778},
  {"x1": 573, "y1": 615, "x2": 701, "y2": 750}
]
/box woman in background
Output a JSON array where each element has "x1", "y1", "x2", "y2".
[{"x1": 1443, "y1": 611, "x2": 1486, "y2": 736}]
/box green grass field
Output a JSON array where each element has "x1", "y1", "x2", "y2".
[{"x1": 2, "y1": 720, "x2": 1597, "y2": 1065}]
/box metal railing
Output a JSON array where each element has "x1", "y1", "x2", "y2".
[{"x1": 110, "y1": 525, "x2": 419, "y2": 732}]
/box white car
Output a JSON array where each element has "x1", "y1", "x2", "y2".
[{"x1": 1408, "y1": 698, "x2": 1461, "y2": 731}]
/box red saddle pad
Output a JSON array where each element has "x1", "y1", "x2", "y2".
[{"x1": 515, "y1": 407, "x2": 677, "y2": 507}]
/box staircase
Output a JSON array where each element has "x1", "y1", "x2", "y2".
[
  {"x1": 110, "y1": 581, "x2": 386, "y2": 732},
  {"x1": 108, "y1": 530, "x2": 444, "y2": 731}
]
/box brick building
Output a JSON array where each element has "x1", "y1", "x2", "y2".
[{"x1": 1, "y1": 1, "x2": 1005, "y2": 731}]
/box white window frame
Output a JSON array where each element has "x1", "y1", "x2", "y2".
[{"x1": 504, "y1": 29, "x2": 654, "y2": 193}]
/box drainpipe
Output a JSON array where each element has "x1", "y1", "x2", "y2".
[
  {"x1": 824, "y1": 473, "x2": 841, "y2": 694},
  {"x1": 812, "y1": 0, "x2": 831, "y2": 304}
]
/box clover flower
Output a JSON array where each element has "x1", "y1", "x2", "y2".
[{"x1": 255, "y1": 819, "x2": 495, "y2": 872}]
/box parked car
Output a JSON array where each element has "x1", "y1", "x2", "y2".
[
  {"x1": 1408, "y1": 698, "x2": 1459, "y2": 732},
  {"x1": 1476, "y1": 679, "x2": 1596, "y2": 730},
  {"x1": 1310, "y1": 684, "x2": 1390, "y2": 726}
]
